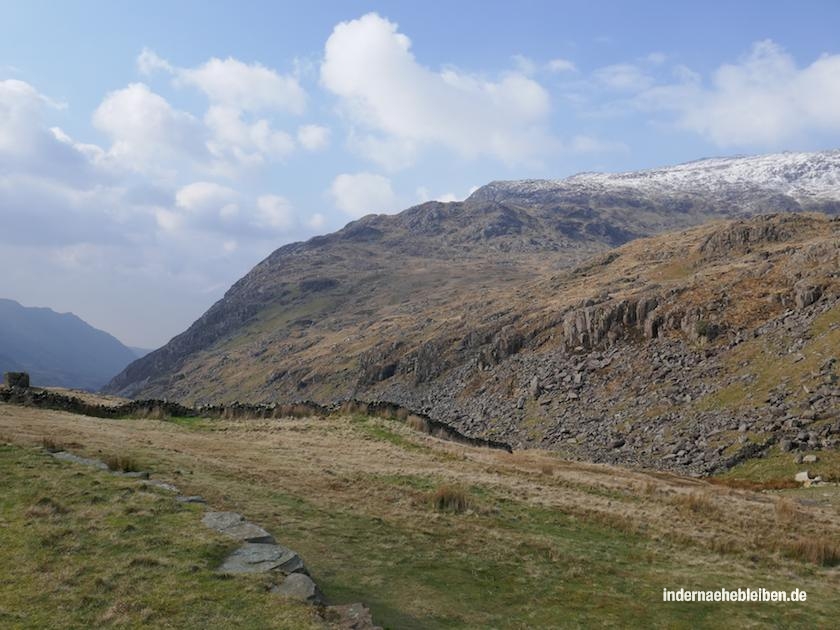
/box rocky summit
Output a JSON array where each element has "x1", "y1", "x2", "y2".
[{"x1": 105, "y1": 151, "x2": 840, "y2": 474}]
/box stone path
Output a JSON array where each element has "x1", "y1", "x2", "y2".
[{"x1": 47, "y1": 449, "x2": 380, "y2": 629}]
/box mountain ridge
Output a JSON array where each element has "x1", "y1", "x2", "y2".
[
  {"x1": 0, "y1": 298, "x2": 137, "y2": 391},
  {"x1": 104, "y1": 150, "x2": 840, "y2": 473}
]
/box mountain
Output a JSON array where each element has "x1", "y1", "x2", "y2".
[
  {"x1": 0, "y1": 299, "x2": 138, "y2": 391},
  {"x1": 105, "y1": 151, "x2": 840, "y2": 471}
]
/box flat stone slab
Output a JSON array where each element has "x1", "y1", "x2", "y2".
[
  {"x1": 50, "y1": 451, "x2": 108, "y2": 470},
  {"x1": 218, "y1": 543, "x2": 306, "y2": 575},
  {"x1": 202, "y1": 511, "x2": 275, "y2": 543},
  {"x1": 176, "y1": 495, "x2": 207, "y2": 504},
  {"x1": 271, "y1": 573, "x2": 324, "y2": 604}
]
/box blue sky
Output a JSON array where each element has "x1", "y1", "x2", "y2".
[{"x1": 3, "y1": 1, "x2": 840, "y2": 347}]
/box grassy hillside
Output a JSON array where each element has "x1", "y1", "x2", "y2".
[
  {"x1": 0, "y1": 443, "x2": 321, "y2": 629},
  {"x1": 2, "y1": 402, "x2": 839, "y2": 628}
]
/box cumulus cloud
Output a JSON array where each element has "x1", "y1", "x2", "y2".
[
  {"x1": 137, "y1": 48, "x2": 173, "y2": 75},
  {"x1": 329, "y1": 172, "x2": 397, "y2": 217},
  {"x1": 176, "y1": 56, "x2": 306, "y2": 115},
  {"x1": 297, "y1": 124, "x2": 330, "y2": 151},
  {"x1": 128, "y1": 50, "x2": 324, "y2": 174},
  {"x1": 254, "y1": 194, "x2": 296, "y2": 230},
  {"x1": 638, "y1": 40, "x2": 840, "y2": 147},
  {"x1": 320, "y1": 13, "x2": 554, "y2": 167},
  {"x1": 92, "y1": 83, "x2": 206, "y2": 173}
]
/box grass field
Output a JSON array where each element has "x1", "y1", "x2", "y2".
[{"x1": 2, "y1": 402, "x2": 839, "y2": 628}]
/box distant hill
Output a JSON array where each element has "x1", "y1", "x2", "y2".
[{"x1": 0, "y1": 299, "x2": 137, "y2": 391}]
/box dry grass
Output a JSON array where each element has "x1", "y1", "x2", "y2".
[
  {"x1": 40, "y1": 436, "x2": 63, "y2": 453},
  {"x1": 774, "y1": 497, "x2": 798, "y2": 524},
  {"x1": 670, "y1": 491, "x2": 717, "y2": 514},
  {"x1": 406, "y1": 414, "x2": 429, "y2": 433},
  {"x1": 103, "y1": 454, "x2": 141, "y2": 473},
  {"x1": 784, "y1": 538, "x2": 840, "y2": 567},
  {"x1": 25, "y1": 496, "x2": 68, "y2": 519},
  {"x1": 430, "y1": 484, "x2": 471, "y2": 513},
  {"x1": 3, "y1": 402, "x2": 840, "y2": 628}
]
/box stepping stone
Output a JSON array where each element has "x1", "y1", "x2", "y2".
[
  {"x1": 271, "y1": 573, "x2": 324, "y2": 604},
  {"x1": 201, "y1": 511, "x2": 275, "y2": 544},
  {"x1": 176, "y1": 495, "x2": 207, "y2": 504},
  {"x1": 50, "y1": 451, "x2": 108, "y2": 470},
  {"x1": 218, "y1": 543, "x2": 306, "y2": 575}
]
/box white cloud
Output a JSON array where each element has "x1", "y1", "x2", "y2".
[
  {"x1": 638, "y1": 40, "x2": 840, "y2": 147},
  {"x1": 297, "y1": 124, "x2": 330, "y2": 151},
  {"x1": 415, "y1": 186, "x2": 459, "y2": 203},
  {"x1": 204, "y1": 105, "x2": 295, "y2": 170},
  {"x1": 137, "y1": 48, "x2": 173, "y2": 75},
  {"x1": 307, "y1": 212, "x2": 327, "y2": 230},
  {"x1": 176, "y1": 56, "x2": 306, "y2": 114},
  {"x1": 547, "y1": 58, "x2": 577, "y2": 73},
  {"x1": 130, "y1": 50, "x2": 312, "y2": 174},
  {"x1": 512, "y1": 54, "x2": 537, "y2": 75},
  {"x1": 320, "y1": 13, "x2": 554, "y2": 167},
  {"x1": 255, "y1": 194, "x2": 296, "y2": 230},
  {"x1": 92, "y1": 83, "x2": 206, "y2": 173},
  {"x1": 175, "y1": 181, "x2": 238, "y2": 213},
  {"x1": 594, "y1": 63, "x2": 654, "y2": 92},
  {"x1": 329, "y1": 172, "x2": 397, "y2": 217}
]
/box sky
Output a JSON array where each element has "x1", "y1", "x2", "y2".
[{"x1": 3, "y1": 1, "x2": 840, "y2": 348}]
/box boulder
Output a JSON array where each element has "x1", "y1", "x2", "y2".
[{"x1": 272, "y1": 573, "x2": 324, "y2": 604}]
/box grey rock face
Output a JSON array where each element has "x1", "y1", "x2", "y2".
[
  {"x1": 218, "y1": 542, "x2": 306, "y2": 575},
  {"x1": 272, "y1": 573, "x2": 324, "y2": 604}
]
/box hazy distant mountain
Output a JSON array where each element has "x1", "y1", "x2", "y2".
[
  {"x1": 129, "y1": 346, "x2": 154, "y2": 359},
  {"x1": 0, "y1": 298, "x2": 138, "y2": 391}
]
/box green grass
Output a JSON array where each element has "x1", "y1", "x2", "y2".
[
  {"x1": 0, "y1": 444, "x2": 321, "y2": 629},
  {"x1": 5, "y1": 417, "x2": 840, "y2": 629},
  {"x1": 185, "y1": 459, "x2": 840, "y2": 629},
  {"x1": 720, "y1": 446, "x2": 840, "y2": 485},
  {"x1": 349, "y1": 414, "x2": 429, "y2": 452}
]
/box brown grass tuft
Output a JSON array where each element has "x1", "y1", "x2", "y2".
[
  {"x1": 430, "y1": 484, "x2": 471, "y2": 513},
  {"x1": 406, "y1": 414, "x2": 430, "y2": 433},
  {"x1": 104, "y1": 454, "x2": 140, "y2": 473},
  {"x1": 41, "y1": 436, "x2": 63, "y2": 453},
  {"x1": 774, "y1": 497, "x2": 798, "y2": 524},
  {"x1": 25, "y1": 496, "x2": 68, "y2": 519},
  {"x1": 785, "y1": 538, "x2": 840, "y2": 567},
  {"x1": 671, "y1": 491, "x2": 716, "y2": 514}
]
